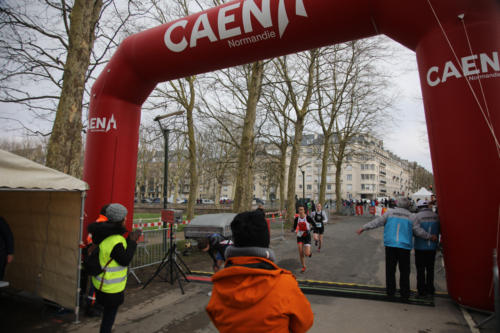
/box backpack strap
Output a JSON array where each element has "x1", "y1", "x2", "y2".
[{"x1": 98, "y1": 258, "x2": 114, "y2": 291}]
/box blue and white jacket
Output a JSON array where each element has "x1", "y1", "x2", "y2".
[
  {"x1": 413, "y1": 208, "x2": 440, "y2": 251},
  {"x1": 362, "y1": 207, "x2": 432, "y2": 250}
]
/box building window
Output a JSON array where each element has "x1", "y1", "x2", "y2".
[
  {"x1": 307, "y1": 185, "x2": 312, "y2": 190},
  {"x1": 346, "y1": 165, "x2": 352, "y2": 171},
  {"x1": 347, "y1": 184, "x2": 352, "y2": 191},
  {"x1": 327, "y1": 184, "x2": 332, "y2": 190},
  {"x1": 347, "y1": 174, "x2": 352, "y2": 181},
  {"x1": 298, "y1": 184, "x2": 303, "y2": 189}
]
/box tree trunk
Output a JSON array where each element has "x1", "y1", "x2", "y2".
[
  {"x1": 46, "y1": 0, "x2": 103, "y2": 176},
  {"x1": 334, "y1": 143, "x2": 346, "y2": 212},
  {"x1": 285, "y1": 115, "x2": 305, "y2": 227},
  {"x1": 319, "y1": 135, "x2": 331, "y2": 205},
  {"x1": 233, "y1": 61, "x2": 264, "y2": 213},
  {"x1": 279, "y1": 143, "x2": 287, "y2": 212},
  {"x1": 186, "y1": 76, "x2": 198, "y2": 220}
]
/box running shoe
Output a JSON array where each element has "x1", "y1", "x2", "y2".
[
  {"x1": 301, "y1": 266, "x2": 306, "y2": 273},
  {"x1": 317, "y1": 248, "x2": 321, "y2": 253}
]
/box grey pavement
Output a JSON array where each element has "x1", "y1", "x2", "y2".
[{"x1": 27, "y1": 215, "x2": 496, "y2": 332}]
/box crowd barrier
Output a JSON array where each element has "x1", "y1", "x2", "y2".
[
  {"x1": 265, "y1": 211, "x2": 285, "y2": 241},
  {"x1": 129, "y1": 218, "x2": 190, "y2": 283}
]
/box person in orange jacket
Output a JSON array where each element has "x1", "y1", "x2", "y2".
[{"x1": 206, "y1": 210, "x2": 314, "y2": 333}]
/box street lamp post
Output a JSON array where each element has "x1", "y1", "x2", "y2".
[
  {"x1": 154, "y1": 110, "x2": 185, "y2": 210},
  {"x1": 299, "y1": 166, "x2": 305, "y2": 200}
]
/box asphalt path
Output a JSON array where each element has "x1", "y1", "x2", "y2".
[{"x1": 61, "y1": 215, "x2": 480, "y2": 333}]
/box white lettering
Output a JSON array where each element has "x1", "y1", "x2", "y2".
[
  {"x1": 106, "y1": 114, "x2": 117, "y2": 132},
  {"x1": 190, "y1": 13, "x2": 217, "y2": 48},
  {"x1": 218, "y1": 3, "x2": 241, "y2": 40},
  {"x1": 164, "y1": 20, "x2": 188, "y2": 53},
  {"x1": 462, "y1": 55, "x2": 480, "y2": 76},
  {"x1": 90, "y1": 118, "x2": 96, "y2": 130},
  {"x1": 426, "y1": 66, "x2": 440, "y2": 87},
  {"x1": 96, "y1": 117, "x2": 106, "y2": 129},
  {"x1": 242, "y1": 0, "x2": 272, "y2": 34},
  {"x1": 480, "y1": 52, "x2": 499, "y2": 73},
  {"x1": 441, "y1": 61, "x2": 462, "y2": 83}
]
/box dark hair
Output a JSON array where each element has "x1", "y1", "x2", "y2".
[
  {"x1": 197, "y1": 237, "x2": 209, "y2": 250},
  {"x1": 100, "y1": 204, "x2": 110, "y2": 215},
  {"x1": 297, "y1": 204, "x2": 305, "y2": 210},
  {"x1": 231, "y1": 211, "x2": 270, "y2": 248}
]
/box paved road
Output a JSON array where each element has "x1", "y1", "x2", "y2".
[{"x1": 60, "y1": 215, "x2": 482, "y2": 333}]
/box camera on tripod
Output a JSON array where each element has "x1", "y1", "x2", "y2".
[{"x1": 142, "y1": 209, "x2": 191, "y2": 293}]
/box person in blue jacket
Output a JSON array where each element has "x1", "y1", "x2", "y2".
[
  {"x1": 413, "y1": 200, "x2": 440, "y2": 298},
  {"x1": 357, "y1": 197, "x2": 438, "y2": 299}
]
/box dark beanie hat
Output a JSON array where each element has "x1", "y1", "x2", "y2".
[
  {"x1": 230, "y1": 211, "x2": 270, "y2": 248},
  {"x1": 104, "y1": 203, "x2": 128, "y2": 223}
]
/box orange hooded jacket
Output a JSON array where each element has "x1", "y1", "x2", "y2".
[{"x1": 206, "y1": 256, "x2": 314, "y2": 333}]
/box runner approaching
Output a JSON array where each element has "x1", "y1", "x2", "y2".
[
  {"x1": 292, "y1": 205, "x2": 315, "y2": 273},
  {"x1": 311, "y1": 203, "x2": 327, "y2": 252}
]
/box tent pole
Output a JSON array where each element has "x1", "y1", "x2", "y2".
[{"x1": 74, "y1": 191, "x2": 87, "y2": 324}]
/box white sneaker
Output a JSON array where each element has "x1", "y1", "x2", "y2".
[{"x1": 207, "y1": 291, "x2": 212, "y2": 296}]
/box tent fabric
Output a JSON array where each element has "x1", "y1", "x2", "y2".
[
  {"x1": 411, "y1": 187, "x2": 433, "y2": 200},
  {"x1": 0, "y1": 149, "x2": 88, "y2": 191},
  {"x1": 0, "y1": 149, "x2": 87, "y2": 310},
  {"x1": 0, "y1": 191, "x2": 82, "y2": 309}
]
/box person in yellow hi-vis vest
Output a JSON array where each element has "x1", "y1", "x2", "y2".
[{"x1": 88, "y1": 203, "x2": 140, "y2": 333}]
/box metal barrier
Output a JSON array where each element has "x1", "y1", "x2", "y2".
[
  {"x1": 128, "y1": 218, "x2": 176, "y2": 283},
  {"x1": 265, "y1": 211, "x2": 285, "y2": 241}
]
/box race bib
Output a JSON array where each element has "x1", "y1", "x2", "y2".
[{"x1": 315, "y1": 222, "x2": 322, "y2": 228}]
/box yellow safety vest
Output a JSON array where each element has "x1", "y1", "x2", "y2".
[{"x1": 92, "y1": 234, "x2": 128, "y2": 293}]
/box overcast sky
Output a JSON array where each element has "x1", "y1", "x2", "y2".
[{"x1": 378, "y1": 40, "x2": 433, "y2": 172}]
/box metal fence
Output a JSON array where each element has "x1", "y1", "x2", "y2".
[
  {"x1": 129, "y1": 218, "x2": 172, "y2": 283},
  {"x1": 265, "y1": 211, "x2": 285, "y2": 241}
]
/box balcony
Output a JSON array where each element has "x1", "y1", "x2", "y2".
[
  {"x1": 379, "y1": 171, "x2": 386, "y2": 176},
  {"x1": 380, "y1": 180, "x2": 387, "y2": 184}
]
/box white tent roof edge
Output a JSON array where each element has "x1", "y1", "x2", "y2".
[{"x1": 0, "y1": 149, "x2": 88, "y2": 191}]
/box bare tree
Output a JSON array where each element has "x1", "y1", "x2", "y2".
[
  {"x1": 0, "y1": 1, "x2": 149, "y2": 175},
  {"x1": 324, "y1": 40, "x2": 393, "y2": 211},
  {"x1": 276, "y1": 49, "x2": 320, "y2": 226},
  {"x1": 260, "y1": 72, "x2": 294, "y2": 211}
]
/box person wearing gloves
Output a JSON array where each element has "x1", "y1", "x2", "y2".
[
  {"x1": 87, "y1": 203, "x2": 141, "y2": 333},
  {"x1": 356, "y1": 197, "x2": 437, "y2": 300},
  {"x1": 206, "y1": 210, "x2": 314, "y2": 333},
  {"x1": 413, "y1": 200, "x2": 440, "y2": 298}
]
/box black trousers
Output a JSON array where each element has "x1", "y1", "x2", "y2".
[
  {"x1": 385, "y1": 246, "x2": 411, "y2": 298},
  {"x1": 0, "y1": 251, "x2": 6, "y2": 280},
  {"x1": 415, "y1": 249, "x2": 436, "y2": 295},
  {"x1": 100, "y1": 304, "x2": 120, "y2": 333}
]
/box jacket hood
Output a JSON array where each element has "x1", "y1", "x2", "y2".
[
  {"x1": 88, "y1": 221, "x2": 126, "y2": 244},
  {"x1": 211, "y1": 257, "x2": 287, "y2": 309}
]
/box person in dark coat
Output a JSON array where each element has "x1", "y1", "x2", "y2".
[
  {"x1": 87, "y1": 203, "x2": 140, "y2": 333},
  {"x1": 0, "y1": 216, "x2": 14, "y2": 281}
]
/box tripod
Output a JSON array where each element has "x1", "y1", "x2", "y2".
[{"x1": 142, "y1": 222, "x2": 191, "y2": 294}]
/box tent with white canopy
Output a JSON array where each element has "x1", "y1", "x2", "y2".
[
  {"x1": 0, "y1": 149, "x2": 87, "y2": 318},
  {"x1": 411, "y1": 187, "x2": 434, "y2": 201}
]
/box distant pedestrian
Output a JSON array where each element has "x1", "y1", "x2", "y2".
[
  {"x1": 0, "y1": 216, "x2": 14, "y2": 281},
  {"x1": 357, "y1": 197, "x2": 437, "y2": 300},
  {"x1": 414, "y1": 201, "x2": 440, "y2": 298}
]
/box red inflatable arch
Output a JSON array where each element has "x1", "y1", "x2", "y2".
[{"x1": 83, "y1": 0, "x2": 500, "y2": 310}]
